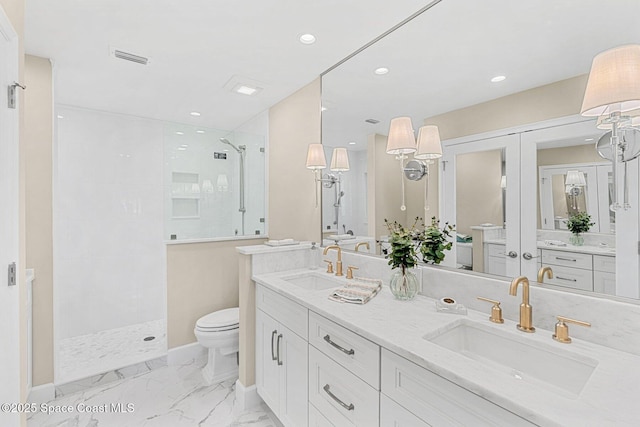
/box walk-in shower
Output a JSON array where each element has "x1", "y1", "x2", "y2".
[{"x1": 220, "y1": 137, "x2": 246, "y2": 235}]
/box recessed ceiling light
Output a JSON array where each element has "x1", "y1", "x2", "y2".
[
  {"x1": 175, "y1": 131, "x2": 184, "y2": 135},
  {"x1": 196, "y1": 130, "x2": 205, "y2": 134},
  {"x1": 349, "y1": 142, "x2": 356, "y2": 145},
  {"x1": 223, "y1": 149, "x2": 229, "y2": 152},
  {"x1": 180, "y1": 144, "x2": 188, "y2": 147},
  {"x1": 299, "y1": 34, "x2": 316, "y2": 45},
  {"x1": 374, "y1": 67, "x2": 389, "y2": 75},
  {"x1": 585, "y1": 138, "x2": 594, "y2": 141},
  {"x1": 491, "y1": 75, "x2": 506, "y2": 83},
  {"x1": 57, "y1": 115, "x2": 64, "y2": 119},
  {"x1": 190, "y1": 111, "x2": 201, "y2": 117},
  {"x1": 234, "y1": 84, "x2": 261, "y2": 96},
  {"x1": 178, "y1": 147, "x2": 187, "y2": 151}
]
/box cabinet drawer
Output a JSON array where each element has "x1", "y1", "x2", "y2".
[
  {"x1": 486, "y1": 243, "x2": 505, "y2": 258},
  {"x1": 542, "y1": 249, "x2": 592, "y2": 270},
  {"x1": 381, "y1": 349, "x2": 536, "y2": 427},
  {"x1": 542, "y1": 264, "x2": 593, "y2": 291},
  {"x1": 309, "y1": 346, "x2": 379, "y2": 427},
  {"x1": 593, "y1": 255, "x2": 615, "y2": 273},
  {"x1": 256, "y1": 285, "x2": 308, "y2": 339},
  {"x1": 380, "y1": 394, "x2": 430, "y2": 427},
  {"x1": 309, "y1": 403, "x2": 334, "y2": 427},
  {"x1": 594, "y1": 271, "x2": 616, "y2": 295},
  {"x1": 309, "y1": 311, "x2": 380, "y2": 389}
]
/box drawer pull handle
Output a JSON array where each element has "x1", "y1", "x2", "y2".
[
  {"x1": 555, "y1": 257, "x2": 577, "y2": 262},
  {"x1": 323, "y1": 384, "x2": 354, "y2": 411},
  {"x1": 271, "y1": 330, "x2": 278, "y2": 361},
  {"x1": 276, "y1": 334, "x2": 283, "y2": 366},
  {"x1": 556, "y1": 276, "x2": 577, "y2": 282},
  {"x1": 323, "y1": 334, "x2": 355, "y2": 356}
]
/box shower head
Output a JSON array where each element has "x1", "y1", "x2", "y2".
[{"x1": 220, "y1": 137, "x2": 245, "y2": 153}]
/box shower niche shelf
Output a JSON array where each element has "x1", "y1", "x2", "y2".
[{"x1": 171, "y1": 171, "x2": 201, "y2": 219}]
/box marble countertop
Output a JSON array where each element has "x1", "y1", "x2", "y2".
[
  {"x1": 481, "y1": 239, "x2": 616, "y2": 256},
  {"x1": 254, "y1": 268, "x2": 640, "y2": 427}
]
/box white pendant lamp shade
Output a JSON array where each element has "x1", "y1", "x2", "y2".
[
  {"x1": 565, "y1": 170, "x2": 586, "y2": 186},
  {"x1": 414, "y1": 125, "x2": 443, "y2": 160},
  {"x1": 581, "y1": 44, "x2": 640, "y2": 117},
  {"x1": 330, "y1": 147, "x2": 350, "y2": 172},
  {"x1": 386, "y1": 117, "x2": 416, "y2": 154},
  {"x1": 306, "y1": 143, "x2": 327, "y2": 170}
]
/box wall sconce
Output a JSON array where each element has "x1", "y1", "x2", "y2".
[
  {"x1": 565, "y1": 170, "x2": 586, "y2": 209},
  {"x1": 386, "y1": 117, "x2": 416, "y2": 211},
  {"x1": 581, "y1": 44, "x2": 640, "y2": 210},
  {"x1": 386, "y1": 118, "x2": 443, "y2": 213},
  {"x1": 216, "y1": 174, "x2": 229, "y2": 192},
  {"x1": 306, "y1": 144, "x2": 351, "y2": 208}
]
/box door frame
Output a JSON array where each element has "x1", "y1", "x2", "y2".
[{"x1": 0, "y1": 3, "x2": 22, "y2": 425}]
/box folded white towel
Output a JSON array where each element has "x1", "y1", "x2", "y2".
[
  {"x1": 329, "y1": 278, "x2": 381, "y2": 304},
  {"x1": 328, "y1": 234, "x2": 356, "y2": 241},
  {"x1": 264, "y1": 239, "x2": 299, "y2": 247}
]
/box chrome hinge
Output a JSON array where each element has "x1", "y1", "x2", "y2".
[
  {"x1": 8, "y1": 262, "x2": 16, "y2": 286},
  {"x1": 7, "y1": 82, "x2": 26, "y2": 109}
]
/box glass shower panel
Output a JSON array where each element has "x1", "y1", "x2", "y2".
[{"x1": 163, "y1": 122, "x2": 267, "y2": 240}]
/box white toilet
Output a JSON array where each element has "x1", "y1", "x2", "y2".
[{"x1": 194, "y1": 307, "x2": 240, "y2": 385}]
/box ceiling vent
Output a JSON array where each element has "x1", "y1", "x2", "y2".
[
  {"x1": 111, "y1": 48, "x2": 150, "y2": 65},
  {"x1": 365, "y1": 119, "x2": 380, "y2": 124}
]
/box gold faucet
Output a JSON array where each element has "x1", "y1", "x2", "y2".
[
  {"x1": 537, "y1": 266, "x2": 553, "y2": 283},
  {"x1": 355, "y1": 242, "x2": 370, "y2": 253},
  {"x1": 509, "y1": 276, "x2": 535, "y2": 333},
  {"x1": 323, "y1": 245, "x2": 343, "y2": 276}
]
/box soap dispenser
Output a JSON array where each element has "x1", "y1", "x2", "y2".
[{"x1": 309, "y1": 242, "x2": 320, "y2": 270}]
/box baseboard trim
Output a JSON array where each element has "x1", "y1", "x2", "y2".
[
  {"x1": 234, "y1": 380, "x2": 263, "y2": 413},
  {"x1": 167, "y1": 342, "x2": 206, "y2": 366},
  {"x1": 28, "y1": 383, "x2": 55, "y2": 404}
]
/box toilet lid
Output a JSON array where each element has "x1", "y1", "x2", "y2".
[{"x1": 196, "y1": 307, "x2": 239, "y2": 330}]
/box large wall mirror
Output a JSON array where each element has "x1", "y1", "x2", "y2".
[{"x1": 321, "y1": 0, "x2": 640, "y2": 299}]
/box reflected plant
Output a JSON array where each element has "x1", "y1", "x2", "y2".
[
  {"x1": 419, "y1": 217, "x2": 455, "y2": 264},
  {"x1": 565, "y1": 211, "x2": 594, "y2": 235}
]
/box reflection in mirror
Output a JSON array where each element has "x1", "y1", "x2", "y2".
[
  {"x1": 320, "y1": 0, "x2": 640, "y2": 299},
  {"x1": 455, "y1": 149, "x2": 505, "y2": 274}
]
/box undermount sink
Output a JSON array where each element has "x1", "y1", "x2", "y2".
[
  {"x1": 282, "y1": 272, "x2": 341, "y2": 290},
  {"x1": 424, "y1": 319, "x2": 598, "y2": 397}
]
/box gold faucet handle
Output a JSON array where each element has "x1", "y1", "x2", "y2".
[
  {"x1": 477, "y1": 297, "x2": 504, "y2": 324},
  {"x1": 553, "y1": 315, "x2": 591, "y2": 344},
  {"x1": 324, "y1": 260, "x2": 334, "y2": 274},
  {"x1": 346, "y1": 265, "x2": 359, "y2": 280}
]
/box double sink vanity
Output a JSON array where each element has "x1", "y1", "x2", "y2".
[{"x1": 240, "y1": 244, "x2": 640, "y2": 427}]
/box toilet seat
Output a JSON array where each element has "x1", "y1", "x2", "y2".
[{"x1": 195, "y1": 307, "x2": 239, "y2": 332}]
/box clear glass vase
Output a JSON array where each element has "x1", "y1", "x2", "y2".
[
  {"x1": 389, "y1": 268, "x2": 418, "y2": 300},
  {"x1": 569, "y1": 233, "x2": 584, "y2": 246}
]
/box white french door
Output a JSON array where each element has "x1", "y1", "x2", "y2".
[
  {"x1": 0, "y1": 4, "x2": 21, "y2": 426},
  {"x1": 441, "y1": 133, "x2": 521, "y2": 278}
]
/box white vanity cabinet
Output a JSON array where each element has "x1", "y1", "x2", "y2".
[
  {"x1": 255, "y1": 286, "x2": 308, "y2": 427},
  {"x1": 484, "y1": 243, "x2": 506, "y2": 276},
  {"x1": 308, "y1": 312, "x2": 380, "y2": 426},
  {"x1": 381, "y1": 349, "x2": 536, "y2": 427},
  {"x1": 540, "y1": 249, "x2": 616, "y2": 294}
]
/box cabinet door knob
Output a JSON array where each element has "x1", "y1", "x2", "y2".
[{"x1": 504, "y1": 251, "x2": 518, "y2": 258}]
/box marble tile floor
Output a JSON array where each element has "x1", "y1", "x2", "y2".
[
  {"x1": 58, "y1": 320, "x2": 167, "y2": 384},
  {"x1": 29, "y1": 357, "x2": 280, "y2": 427}
]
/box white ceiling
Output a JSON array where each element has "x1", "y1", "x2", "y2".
[
  {"x1": 25, "y1": 0, "x2": 430, "y2": 131},
  {"x1": 322, "y1": 0, "x2": 640, "y2": 150}
]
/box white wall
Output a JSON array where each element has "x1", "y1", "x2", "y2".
[{"x1": 54, "y1": 106, "x2": 165, "y2": 339}]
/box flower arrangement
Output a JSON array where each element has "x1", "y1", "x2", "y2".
[{"x1": 384, "y1": 217, "x2": 455, "y2": 300}]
